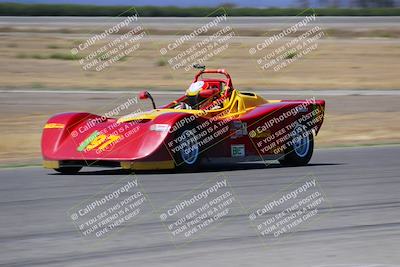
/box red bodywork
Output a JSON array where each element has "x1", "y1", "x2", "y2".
[{"x1": 41, "y1": 69, "x2": 325, "y2": 170}]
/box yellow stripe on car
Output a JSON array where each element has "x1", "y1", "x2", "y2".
[
  {"x1": 120, "y1": 160, "x2": 175, "y2": 170},
  {"x1": 44, "y1": 123, "x2": 64, "y2": 129},
  {"x1": 43, "y1": 160, "x2": 60, "y2": 169}
]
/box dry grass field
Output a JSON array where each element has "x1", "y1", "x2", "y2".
[{"x1": 0, "y1": 33, "x2": 399, "y2": 90}]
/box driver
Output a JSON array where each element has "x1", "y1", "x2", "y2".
[{"x1": 183, "y1": 81, "x2": 222, "y2": 110}]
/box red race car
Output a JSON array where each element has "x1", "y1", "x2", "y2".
[{"x1": 42, "y1": 66, "x2": 325, "y2": 174}]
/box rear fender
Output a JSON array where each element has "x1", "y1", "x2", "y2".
[
  {"x1": 237, "y1": 100, "x2": 325, "y2": 157},
  {"x1": 41, "y1": 112, "x2": 107, "y2": 158},
  {"x1": 241, "y1": 100, "x2": 325, "y2": 135}
]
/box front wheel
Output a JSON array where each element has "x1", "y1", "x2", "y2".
[
  {"x1": 175, "y1": 128, "x2": 201, "y2": 170},
  {"x1": 54, "y1": 167, "x2": 82, "y2": 174},
  {"x1": 279, "y1": 124, "x2": 314, "y2": 166}
]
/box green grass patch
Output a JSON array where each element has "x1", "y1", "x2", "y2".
[
  {"x1": 156, "y1": 58, "x2": 167, "y2": 66},
  {"x1": 31, "y1": 82, "x2": 45, "y2": 88},
  {"x1": 48, "y1": 52, "x2": 81, "y2": 60},
  {"x1": 285, "y1": 51, "x2": 297, "y2": 59},
  {"x1": 16, "y1": 52, "x2": 27, "y2": 59},
  {"x1": 31, "y1": 53, "x2": 47, "y2": 59},
  {"x1": 47, "y1": 44, "x2": 61, "y2": 49},
  {"x1": 15, "y1": 52, "x2": 83, "y2": 60}
]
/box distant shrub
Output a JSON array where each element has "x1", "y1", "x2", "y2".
[
  {"x1": 49, "y1": 52, "x2": 81, "y2": 60},
  {"x1": 47, "y1": 44, "x2": 60, "y2": 49},
  {"x1": 285, "y1": 51, "x2": 297, "y2": 59},
  {"x1": 15, "y1": 52, "x2": 82, "y2": 60},
  {"x1": 31, "y1": 53, "x2": 47, "y2": 59},
  {"x1": 156, "y1": 58, "x2": 167, "y2": 66},
  {"x1": 16, "y1": 53, "x2": 27, "y2": 58}
]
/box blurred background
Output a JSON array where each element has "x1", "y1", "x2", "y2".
[
  {"x1": 0, "y1": 0, "x2": 399, "y2": 166},
  {"x1": 5, "y1": 0, "x2": 400, "y2": 7}
]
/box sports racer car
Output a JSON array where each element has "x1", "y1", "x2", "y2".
[{"x1": 42, "y1": 66, "x2": 325, "y2": 174}]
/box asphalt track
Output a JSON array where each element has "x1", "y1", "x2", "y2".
[{"x1": 1, "y1": 145, "x2": 400, "y2": 266}]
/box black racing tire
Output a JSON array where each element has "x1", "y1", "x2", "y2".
[
  {"x1": 279, "y1": 124, "x2": 314, "y2": 166},
  {"x1": 54, "y1": 167, "x2": 82, "y2": 174},
  {"x1": 173, "y1": 124, "x2": 201, "y2": 171}
]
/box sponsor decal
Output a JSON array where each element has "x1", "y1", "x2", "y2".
[
  {"x1": 231, "y1": 144, "x2": 245, "y2": 157},
  {"x1": 78, "y1": 131, "x2": 121, "y2": 152},
  {"x1": 77, "y1": 131, "x2": 99, "y2": 152}
]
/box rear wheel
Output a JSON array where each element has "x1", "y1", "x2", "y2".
[
  {"x1": 54, "y1": 167, "x2": 82, "y2": 174},
  {"x1": 279, "y1": 124, "x2": 313, "y2": 166}
]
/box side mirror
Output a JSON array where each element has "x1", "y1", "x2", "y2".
[
  {"x1": 138, "y1": 90, "x2": 156, "y2": 109},
  {"x1": 139, "y1": 90, "x2": 150, "y2": 100}
]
